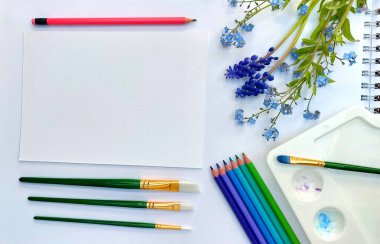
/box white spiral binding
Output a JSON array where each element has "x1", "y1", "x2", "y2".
[{"x1": 363, "y1": 8, "x2": 379, "y2": 114}]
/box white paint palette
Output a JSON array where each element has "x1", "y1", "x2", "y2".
[{"x1": 267, "y1": 106, "x2": 380, "y2": 243}]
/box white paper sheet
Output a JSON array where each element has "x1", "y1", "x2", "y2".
[{"x1": 20, "y1": 31, "x2": 207, "y2": 168}]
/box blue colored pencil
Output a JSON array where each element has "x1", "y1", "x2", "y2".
[
  {"x1": 229, "y1": 158, "x2": 286, "y2": 243},
  {"x1": 210, "y1": 166, "x2": 258, "y2": 244},
  {"x1": 224, "y1": 161, "x2": 276, "y2": 244},
  {"x1": 217, "y1": 164, "x2": 267, "y2": 244},
  {"x1": 237, "y1": 155, "x2": 292, "y2": 243}
]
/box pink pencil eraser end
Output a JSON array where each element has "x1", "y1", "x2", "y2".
[{"x1": 31, "y1": 18, "x2": 36, "y2": 25}]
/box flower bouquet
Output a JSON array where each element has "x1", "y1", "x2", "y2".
[{"x1": 222, "y1": 0, "x2": 368, "y2": 141}]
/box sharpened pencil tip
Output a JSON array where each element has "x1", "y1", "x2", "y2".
[
  {"x1": 242, "y1": 152, "x2": 246, "y2": 156},
  {"x1": 229, "y1": 157, "x2": 233, "y2": 162},
  {"x1": 210, "y1": 166, "x2": 213, "y2": 170},
  {"x1": 192, "y1": 19, "x2": 197, "y2": 22},
  {"x1": 235, "y1": 155, "x2": 240, "y2": 159},
  {"x1": 216, "y1": 163, "x2": 221, "y2": 168},
  {"x1": 223, "y1": 160, "x2": 228, "y2": 165}
]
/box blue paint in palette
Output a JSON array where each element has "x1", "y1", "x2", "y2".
[{"x1": 318, "y1": 213, "x2": 331, "y2": 230}]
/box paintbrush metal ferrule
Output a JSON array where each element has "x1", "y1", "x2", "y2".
[
  {"x1": 290, "y1": 156, "x2": 325, "y2": 167},
  {"x1": 154, "y1": 224, "x2": 182, "y2": 230},
  {"x1": 140, "y1": 179, "x2": 179, "y2": 191},
  {"x1": 147, "y1": 202, "x2": 181, "y2": 211}
]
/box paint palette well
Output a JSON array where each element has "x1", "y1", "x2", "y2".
[{"x1": 268, "y1": 106, "x2": 380, "y2": 244}]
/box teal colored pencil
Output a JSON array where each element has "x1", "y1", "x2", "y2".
[
  {"x1": 236, "y1": 156, "x2": 291, "y2": 244},
  {"x1": 229, "y1": 158, "x2": 287, "y2": 244}
]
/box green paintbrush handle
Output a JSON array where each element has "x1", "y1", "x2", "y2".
[
  {"x1": 29, "y1": 197, "x2": 147, "y2": 208},
  {"x1": 19, "y1": 177, "x2": 141, "y2": 189},
  {"x1": 34, "y1": 216, "x2": 156, "y2": 229},
  {"x1": 326, "y1": 162, "x2": 380, "y2": 174}
]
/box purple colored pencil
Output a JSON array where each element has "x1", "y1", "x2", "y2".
[
  {"x1": 211, "y1": 166, "x2": 258, "y2": 244},
  {"x1": 217, "y1": 164, "x2": 267, "y2": 244}
]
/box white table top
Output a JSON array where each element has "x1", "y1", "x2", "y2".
[{"x1": 0, "y1": 0, "x2": 363, "y2": 243}]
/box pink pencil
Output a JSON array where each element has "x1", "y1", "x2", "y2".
[{"x1": 32, "y1": 17, "x2": 196, "y2": 26}]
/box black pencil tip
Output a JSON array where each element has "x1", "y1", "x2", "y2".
[
  {"x1": 223, "y1": 160, "x2": 228, "y2": 165},
  {"x1": 235, "y1": 155, "x2": 240, "y2": 159},
  {"x1": 192, "y1": 19, "x2": 197, "y2": 22},
  {"x1": 216, "y1": 163, "x2": 221, "y2": 168},
  {"x1": 229, "y1": 157, "x2": 234, "y2": 162},
  {"x1": 210, "y1": 166, "x2": 213, "y2": 170}
]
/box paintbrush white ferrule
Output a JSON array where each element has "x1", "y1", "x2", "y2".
[{"x1": 290, "y1": 156, "x2": 325, "y2": 167}]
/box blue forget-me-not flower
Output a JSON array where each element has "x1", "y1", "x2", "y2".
[
  {"x1": 262, "y1": 128, "x2": 279, "y2": 141},
  {"x1": 298, "y1": 4, "x2": 309, "y2": 16},
  {"x1": 235, "y1": 109, "x2": 245, "y2": 124},
  {"x1": 303, "y1": 110, "x2": 320, "y2": 120},
  {"x1": 316, "y1": 75, "x2": 328, "y2": 87},
  {"x1": 343, "y1": 51, "x2": 357, "y2": 65}
]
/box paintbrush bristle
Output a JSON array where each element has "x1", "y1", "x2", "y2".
[
  {"x1": 277, "y1": 155, "x2": 290, "y2": 164},
  {"x1": 179, "y1": 181, "x2": 200, "y2": 193}
]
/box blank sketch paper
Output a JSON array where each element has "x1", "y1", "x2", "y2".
[{"x1": 20, "y1": 31, "x2": 207, "y2": 168}]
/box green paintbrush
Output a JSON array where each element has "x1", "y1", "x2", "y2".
[
  {"x1": 28, "y1": 196, "x2": 193, "y2": 211},
  {"x1": 277, "y1": 155, "x2": 380, "y2": 175},
  {"x1": 34, "y1": 216, "x2": 191, "y2": 230},
  {"x1": 19, "y1": 177, "x2": 199, "y2": 192}
]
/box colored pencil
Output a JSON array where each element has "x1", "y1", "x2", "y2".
[
  {"x1": 210, "y1": 166, "x2": 258, "y2": 244},
  {"x1": 19, "y1": 177, "x2": 199, "y2": 193},
  {"x1": 224, "y1": 161, "x2": 276, "y2": 244},
  {"x1": 34, "y1": 216, "x2": 190, "y2": 230},
  {"x1": 277, "y1": 155, "x2": 380, "y2": 175},
  {"x1": 242, "y1": 153, "x2": 300, "y2": 244},
  {"x1": 217, "y1": 163, "x2": 267, "y2": 244},
  {"x1": 229, "y1": 158, "x2": 287, "y2": 244},
  {"x1": 32, "y1": 17, "x2": 196, "y2": 26},
  {"x1": 28, "y1": 197, "x2": 193, "y2": 211}
]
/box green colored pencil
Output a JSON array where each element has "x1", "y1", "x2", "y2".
[
  {"x1": 242, "y1": 153, "x2": 300, "y2": 244},
  {"x1": 277, "y1": 155, "x2": 380, "y2": 175},
  {"x1": 34, "y1": 216, "x2": 191, "y2": 230},
  {"x1": 19, "y1": 177, "x2": 199, "y2": 192},
  {"x1": 234, "y1": 156, "x2": 291, "y2": 244},
  {"x1": 28, "y1": 196, "x2": 193, "y2": 211}
]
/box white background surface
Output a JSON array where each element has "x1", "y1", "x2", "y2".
[{"x1": 0, "y1": 0, "x2": 367, "y2": 243}]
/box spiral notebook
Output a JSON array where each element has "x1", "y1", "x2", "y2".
[{"x1": 362, "y1": 1, "x2": 380, "y2": 114}]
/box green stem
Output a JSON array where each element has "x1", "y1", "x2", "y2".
[
  {"x1": 268, "y1": 0, "x2": 320, "y2": 74},
  {"x1": 232, "y1": 3, "x2": 271, "y2": 32}
]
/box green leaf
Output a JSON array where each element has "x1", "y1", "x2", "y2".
[
  {"x1": 341, "y1": 19, "x2": 357, "y2": 42},
  {"x1": 302, "y1": 38, "x2": 315, "y2": 46},
  {"x1": 294, "y1": 88, "x2": 302, "y2": 100},
  {"x1": 328, "y1": 77, "x2": 336, "y2": 83},
  {"x1": 310, "y1": 20, "x2": 325, "y2": 41},
  {"x1": 330, "y1": 52, "x2": 336, "y2": 64},
  {"x1": 294, "y1": 46, "x2": 316, "y2": 55},
  {"x1": 318, "y1": 0, "x2": 326, "y2": 12},
  {"x1": 287, "y1": 79, "x2": 300, "y2": 87},
  {"x1": 312, "y1": 62, "x2": 323, "y2": 72},
  {"x1": 324, "y1": 0, "x2": 345, "y2": 10},
  {"x1": 335, "y1": 33, "x2": 345, "y2": 45},
  {"x1": 305, "y1": 71, "x2": 312, "y2": 88},
  {"x1": 298, "y1": 56, "x2": 313, "y2": 71},
  {"x1": 350, "y1": 6, "x2": 356, "y2": 13}
]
